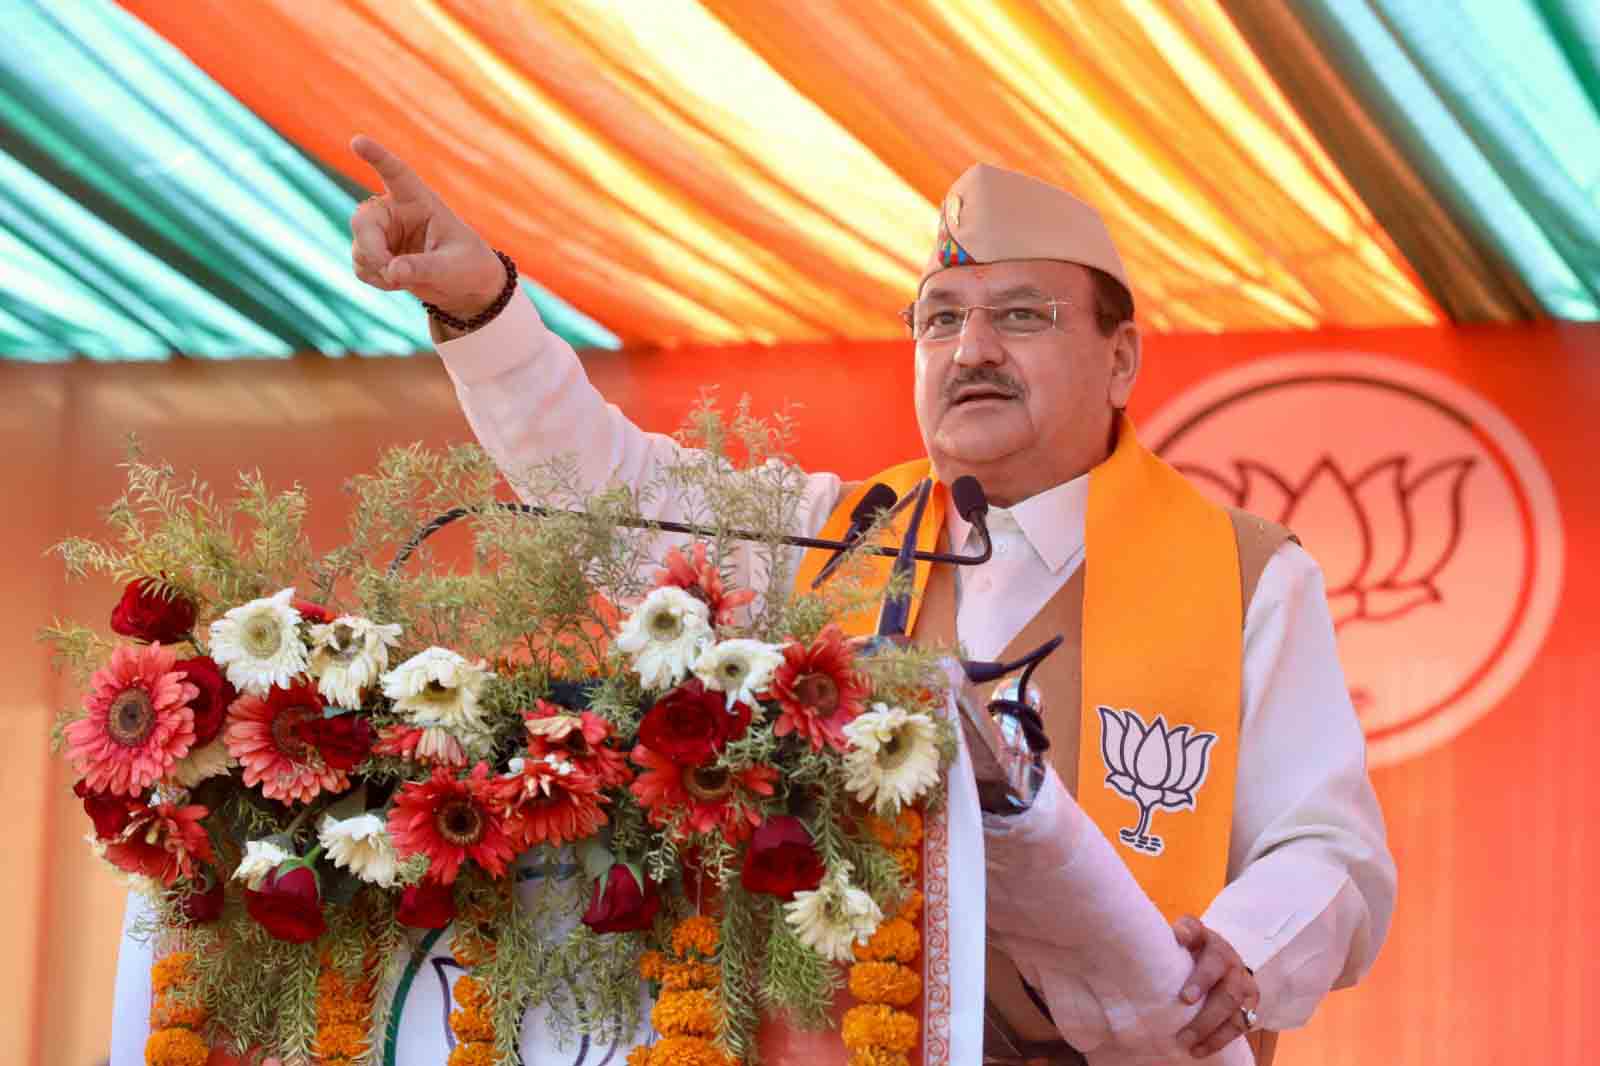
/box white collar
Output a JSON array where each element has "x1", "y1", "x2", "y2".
[{"x1": 943, "y1": 473, "x2": 1089, "y2": 574}]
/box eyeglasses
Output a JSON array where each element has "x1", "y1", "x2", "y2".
[{"x1": 898, "y1": 299, "x2": 1073, "y2": 341}]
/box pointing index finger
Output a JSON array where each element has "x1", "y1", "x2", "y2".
[{"x1": 350, "y1": 134, "x2": 431, "y2": 201}]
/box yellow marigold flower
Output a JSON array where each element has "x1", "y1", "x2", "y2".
[
  {"x1": 150, "y1": 952, "x2": 195, "y2": 997},
  {"x1": 453, "y1": 974, "x2": 492, "y2": 1013},
  {"x1": 849, "y1": 1049, "x2": 911, "y2": 1066},
  {"x1": 867, "y1": 808, "x2": 923, "y2": 848},
  {"x1": 841, "y1": 1004, "x2": 918, "y2": 1053},
  {"x1": 144, "y1": 1026, "x2": 209, "y2": 1066},
  {"x1": 848, "y1": 961, "x2": 922, "y2": 1007},
  {"x1": 639, "y1": 949, "x2": 669, "y2": 981},
  {"x1": 646, "y1": 1035, "x2": 733, "y2": 1066},
  {"x1": 670, "y1": 916, "x2": 721, "y2": 960},
  {"x1": 854, "y1": 917, "x2": 920, "y2": 963},
  {"x1": 150, "y1": 999, "x2": 207, "y2": 1031},
  {"x1": 890, "y1": 845, "x2": 920, "y2": 881},
  {"x1": 313, "y1": 1022, "x2": 370, "y2": 1060},
  {"x1": 650, "y1": 988, "x2": 720, "y2": 1037},
  {"x1": 661, "y1": 961, "x2": 721, "y2": 990},
  {"x1": 895, "y1": 890, "x2": 923, "y2": 923},
  {"x1": 451, "y1": 1005, "x2": 497, "y2": 1043},
  {"x1": 448, "y1": 1041, "x2": 500, "y2": 1066}
]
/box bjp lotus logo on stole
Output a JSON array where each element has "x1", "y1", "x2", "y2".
[
  {"x1": 1146, "y1": 355, "x2": 1564, "y2": 767},
  {"x1": 1097, "y1": 708, "x2": 1216, "y2": 856}
]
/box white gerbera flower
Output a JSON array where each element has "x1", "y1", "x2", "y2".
[
  {"x1": 170, "y1": 735, "x2": 236, "y2": 789},
  {"x1": 318, "y1": 813, "x2": 399, "y2": 888},
  {"x1": 232, "y1": 839, "x2": 292, "y2": 890},
  {"x1": 208, "y1": 587, "x2": 307, "y2": 695},
  {"x1": 308, "y1": 616, "x2": 402, "y2": 707},
  {"x1": 842, "y1": 703, "x2": 943, "y2": 815},
  {"x1": 616, "y1": 586, "x2": 713, "y2": 690},
  {"x1": 782, "y1": 863, "x2": 883, "y2": 962},
  {"x1": 693, "y1": 638, "x2": 785, "y2": 707},
  {"x1": 381, "y1": 647, "x2": 491, "y2": 734}
]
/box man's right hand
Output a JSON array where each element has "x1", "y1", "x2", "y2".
[{"x1": 348, "y1": 134, "x2": 506, "y2": 324}]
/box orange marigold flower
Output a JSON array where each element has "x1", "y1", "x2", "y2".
[
  {"x1": 639, "y1": 949, "x2": 669, "y2": 981},
  {"x1": 627, "y1": 1047, "x2": 653, "y2": 1066},
  {"x1": 453, "y1": 974, "x2": 492, "y2": 1013},
  {"x1": 651, "y1": 988, "x2": 720, "y2": 1037},
  {"x1": 319, "y1": 995, "x2": 371, "y2": 1028},
  {"x1": 848, "y1": 961, "x2": 922, "y2": 1007},
  {"x1": 150, "y1": 999, "x2": 207, "y2": 1030},
  {"x1": 452, "y1": 932, "x2": 497, "y2": 968},
  {"x1": 895, "y1": 890, "x2": 923, "y2": 923},
  {"x1": 670, "y1": 915, "x2": 720, "y2": 959},
  {"x1": 447, "y1": 1042, "x2": 499, "y2": 1066},
  {"x1": 849, "y1": 1049, "x2": 911, "y2": 1066},
  {"x1": 646, "y1": 1035, "x2": 735, "y2": 1066},
  {"x1": 150, "y1": 952, "x2": 195, "y2": 996},
  {"x1": 451, "y1": 1005, "x2": 497, "y2": 1043},
  {"x1": 855, "y1": 917, "x2": 920, "y2": 963},
  {"x1": 866, "y1": 808, "x2": 923, "y2": 849},
  {"x1": 841, "y1": 1004, "x2": 918, "y2": 1052},
  {"x1": 661, "y1": 961, "x2": 721, "y2": 990},
  {"x1": 313, "y1": 1022, "x2": 369, "y2": 1060},
  {"x1": 143, "y1": 1026, "x2": 209, "y2": 1066},
  {"x1": 890, "y1": 845, "x2": 920, "y2": 881}
]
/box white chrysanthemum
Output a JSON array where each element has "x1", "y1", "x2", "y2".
[
  {"x1": 170, "y1": 736, "x2": 235, "y2": 788},
  {"x1": 318, "y1": 812, "x2": 399, "y2": 888},
  {"x1": 616, "y1": 586, "x2": 713, "y2": 690},
  {"x1": 208, "y1": 587, "x2": 307, "y2": 695},
  {"x1": 693, "y1": 638, "x2": 785, "y2": 707},
  {"x1": 782, "y1": 863, "x2": 883, "y2": 962},
  {"x1": 232, "y1": 839, "x2": 291, "y2": 890},
  {"x1": 381, "y1": 647, "x2": 490, "y2": 734},
  {"x1": 308, "y1": 616, "x2": 402, "y2": 707},
  {"x1": 842, "y1": 703, "x2": 943, "y2": 815}
]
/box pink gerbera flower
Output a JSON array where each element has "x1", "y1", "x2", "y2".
[
  {"x1": 371, "y1": 723, "x2": 468, "y2": 768},
  {"x1": 770, "y1": 625, "x2": 870, "y2": 752},
  {"x1": 224, "y1": 681, "x2": 349, "y2": 804},
  {"x1": 654, "y1": 543, "x2": 755, "y2": 627},
  {"x1": 102, "y1": 802, "x2": 215, "y2": 887},
  {"x1": 65, "y1": 643, "x2": 198, "y2": 796},
  {"x1": 629, "y1": 744, "x2": 777, "y2": 843},
  {"x1": 496, "y1": 754, "x2": 609, "y2": 849},
  {"x1": 389, "y1": 764, "x2": 518, "y2": 885},
  {"x1": 523, "y1": 702, "x2": 632, "y2": 789}
]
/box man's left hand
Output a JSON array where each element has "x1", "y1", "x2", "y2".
[{"x1": 1173, "y1": 915, "x2": 1259, "y2": 1058}]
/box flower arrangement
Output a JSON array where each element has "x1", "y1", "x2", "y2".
[{"x1": 45, "y1": 410, "x2": 955, "y2": 1065}]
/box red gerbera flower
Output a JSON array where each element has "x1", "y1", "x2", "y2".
[
  {"x1": 654, "y1": 543, "x2": 755, "y2": 627},
  {"x1": 495, "y1": 754, "x2": 609, "y2": 849},
  {"x1": 770, "y1": 625, "x2": 870, "y2": 752},
  {"x1": 523, "y1": 703, "x2": 632, "y2": 789},
  {"x1": 389, "y1": 764, "x2": 517, "y2": 885},
  {"x1": 629, "y1": 744, "x2": 777, "y2": 843},
  {"x1": 224, "y1": 681, "x2": 349, "y2": 804},
  {"x1": 65, "y1": 643, "x2": 198, "y2": 796},
  {"x1": 102, "y1": 802, "x2": 215, "y2": 887},
  {"x1": 371, "y1": 723, "x2": 468, "y2": 768}
]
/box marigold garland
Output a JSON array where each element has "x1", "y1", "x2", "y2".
[
  {"x1": 145, "y1": 951, "x2": 208, "y2": 1066},
  {"x1": 313, "y1": 952, "x2": 377, "y2": 1065},
  {"x1": 633, "y1": 915, "x2": 737, "y2": 1066},
  {"x1": 670, "y1": 914, "x2": 721, "y2": 959},
  {"x1": 448, "y1": 942, "x2": 502, "y2": 1065},
  {"x1": 847, "y1": 805, "x2": 924, "y2": 1065}
]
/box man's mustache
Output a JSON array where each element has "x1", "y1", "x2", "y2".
[{"x1": 945, "y1": 367, "x2": 1024, "y2": 404}]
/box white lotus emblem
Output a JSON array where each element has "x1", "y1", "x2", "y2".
[{"x1": 1098, "y1": 707, "x2": 1217, "y2": 856}]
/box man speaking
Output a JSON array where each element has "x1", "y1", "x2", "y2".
[{"x1": 349, "y1": 134, "x2": 1395, "y2": 1065}]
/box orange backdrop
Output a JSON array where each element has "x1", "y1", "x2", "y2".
[{"x1": 6, "y1": 321, "x2": 1597, "y2": 1065}]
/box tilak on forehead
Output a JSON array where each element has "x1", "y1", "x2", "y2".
[{"x1": 921, "y1": 163, "x2": 1130, "y2": 295}]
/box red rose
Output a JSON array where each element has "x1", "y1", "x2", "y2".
[
  {"x1": 298, "y1": 713, "x2": 374, "y2": 772},
  {"x1": 109, "y1": 579, "x2": 196, "y2": 645},
  {"x1": 244, "y1": 866, "x2": 326, "y2": 943},
  {"x1": 74, "y1": 779, "x2": 140, "y2": 839},
  {"x1": 637, "y1": 680, "x2": 751, "y2": 767},
  {"x1": 173, "y1": 656, "x2": 235, "y2": 747},
  {"x1": 395, "y1": 881, "x2": 457, "y2": 930},
  {"x1": 293, "y1": 599, "x2": 335, "y2": 625},
  {"x1": 180, "y1": 873, "x2": 226, "y2": 925},
  {"x1": 582, "y1": 863, "x2": 661, "y2": 934},
  {"x1": 740, "y1": 816, "x2": 825, "y2": 900}
]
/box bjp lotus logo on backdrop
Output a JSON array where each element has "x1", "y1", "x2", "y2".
[
  {"x1": 1146, "y1": 355, "x2": 1563, "y2": 767},
  {"x1": 1097, "y1": 708, "x2": 1216, "y2": 856}
]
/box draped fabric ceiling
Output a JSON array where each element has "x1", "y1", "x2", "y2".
[{"x1": 3, "y1": 0, "x2": 1599, "y2": 357}]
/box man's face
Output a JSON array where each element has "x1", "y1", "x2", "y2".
[{"x1": 911, "y1": 259, "x2": 1138, "y2": 505}]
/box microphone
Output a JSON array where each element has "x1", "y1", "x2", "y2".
[
  {"x1": 875, "y1": 480, "x2": 934, "y2": 638},
  {"x1": 810, "y1": 483, "x2": 898, "y2": 589}
]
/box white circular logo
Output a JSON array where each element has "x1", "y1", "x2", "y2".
[{"x1": 1145, "y1": 355, "x2": 1564, "y2": 767}]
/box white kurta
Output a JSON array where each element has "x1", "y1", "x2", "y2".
[{"x1": 108, "y1": 293, "x2": 1395, "y2": 1065}]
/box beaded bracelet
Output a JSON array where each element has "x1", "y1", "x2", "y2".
[{"x1": 421, "y1": 249, "x2": 518, "y2": 332}]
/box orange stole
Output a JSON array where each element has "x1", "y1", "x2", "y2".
[{"x1": 793, "y1": 416, "x2": 1241, "y2": 923}]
